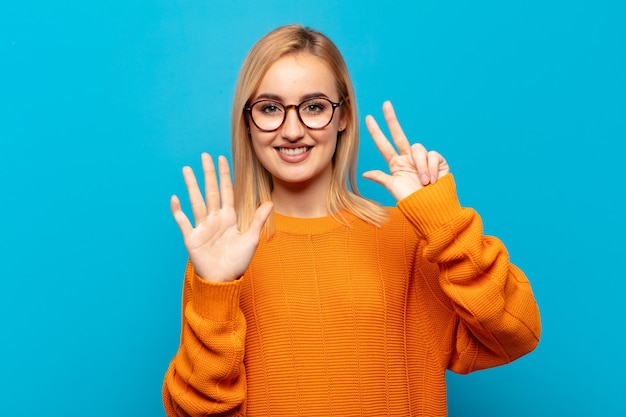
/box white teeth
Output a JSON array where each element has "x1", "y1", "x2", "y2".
[{"x1": 278, "y1": 147, "x2": 309, "y2": 156}]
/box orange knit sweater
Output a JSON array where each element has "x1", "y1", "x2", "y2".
[{"x1": 162, "y1": 174, "x2": 541, "y2": 416}]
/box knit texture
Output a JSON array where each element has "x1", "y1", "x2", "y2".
[{"x1": 163, "y1": 174, "x2": 541, "y2": 417}]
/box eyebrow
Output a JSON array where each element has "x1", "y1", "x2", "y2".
[{"x1": 253, "y1": 92, "x2": 331, "y2": 103}]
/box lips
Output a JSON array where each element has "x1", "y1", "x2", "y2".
[{"x1": 274, "y1": 145, "x2": 313, "y2": 163}]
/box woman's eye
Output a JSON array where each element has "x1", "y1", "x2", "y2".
[
  {"x1": 260, "y1": 103, "x2": 282, "y2": 114},
  {"x1": 302, "y1": 101, "x2": 326, "y2": 114}
]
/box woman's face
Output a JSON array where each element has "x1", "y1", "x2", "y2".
[{"x1": 248, "y1": 53, "x2": 346, "y2": 191}]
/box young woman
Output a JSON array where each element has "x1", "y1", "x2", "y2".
[{"x1": 162, "y1": 25, "x2": 541, "y2": 417}]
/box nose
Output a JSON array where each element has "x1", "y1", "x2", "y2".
[{"x1": 280, "y1": 106, "x2": 305, "y2": 141}]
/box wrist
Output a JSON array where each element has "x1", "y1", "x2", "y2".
[{"x1": 190, "y1": 271, "x2": 242, "y2": 320}]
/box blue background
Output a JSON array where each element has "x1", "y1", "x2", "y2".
[{"x1": 1, "y1": 1, "x2": 624, "y2": 415}]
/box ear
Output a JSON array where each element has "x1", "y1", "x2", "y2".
[{"x1": 338, "y1": 109, "x2": 348, "y2": 132}]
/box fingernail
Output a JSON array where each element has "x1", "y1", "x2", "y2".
[{"x1": 422, "y1": 174, "x2": 430, "y2": 184}]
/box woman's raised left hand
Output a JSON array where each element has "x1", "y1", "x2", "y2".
[{"x1": 363, "y1": 100, "x2": 450, "y2": 201}]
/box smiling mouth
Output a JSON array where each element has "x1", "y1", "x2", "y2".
[{"x1": 276, "y1": 146, "x2": 312, "y2": 156}]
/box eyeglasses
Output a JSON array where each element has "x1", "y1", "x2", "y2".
[{"x1": 245, "y1": 97, "x2": 343, "y2": 132}]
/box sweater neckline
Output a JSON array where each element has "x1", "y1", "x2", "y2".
[{"x1": 274, "y1": 211, "x2": 357, "y2": 235}]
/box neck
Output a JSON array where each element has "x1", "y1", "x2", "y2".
[{"x1": 271, "y1": 173, "x2": 332, "y2": 218}]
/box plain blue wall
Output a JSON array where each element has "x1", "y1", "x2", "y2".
[{"x1": 1, "y1": 1, "x2": 625, "y2": 415}]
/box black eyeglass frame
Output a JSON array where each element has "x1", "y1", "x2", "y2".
[{"x1": 244, "y1": 97, "x2": 344, "y2": 133}]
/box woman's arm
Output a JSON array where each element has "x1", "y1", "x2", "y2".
[
  {"x1": 162, "y1": 262, "x2": 247, "y2": 417},
  {"x1": 164, "y1": 154, "x2": 271, "y2": 416},
  {"x1": 398, "y1": 174, "x2": 541, "y2": 372},
  {"x1": 365, "y1": 101, "x2": 540, "y2": 371}
]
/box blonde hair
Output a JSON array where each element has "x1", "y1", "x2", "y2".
[{"x1": 231, "y1": 25, "x2": 388, "y2": 234}]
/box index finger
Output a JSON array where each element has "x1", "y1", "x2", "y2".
[
  {"x1": 217, "y1": 155, "x2": 235, "y2": 208},
  {"x1": 365, "y1": 114, "x2": 398, "y2": 163},
  {"x1": 382, "y1": 101, "x2": 412, "y2": 155}
]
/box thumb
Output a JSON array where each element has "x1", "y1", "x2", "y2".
[
  {"x1": 246, "y1": 201, "x2": 274, "y2": 237},
  {"x1": 362, "y1": 170, "x2": 390, "y2": 188}
]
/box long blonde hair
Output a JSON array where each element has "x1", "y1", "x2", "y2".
[{"x1": 231, "y1": 25, "x2": 388, "y2": 234}]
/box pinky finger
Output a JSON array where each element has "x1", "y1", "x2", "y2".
[
  {"x1": 427, "y1": 151, "x2": 442, "y2": 184},
  {"x1": 410, "y1": 143, "x2": 430, "y2": 185},
  {"x1": 170, "y1": 194, "x2": 194, "y2": 238}
]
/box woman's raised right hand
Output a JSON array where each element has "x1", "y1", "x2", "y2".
[{"x1": 170, "y1": 153, "x2": 273, "y2": 282}]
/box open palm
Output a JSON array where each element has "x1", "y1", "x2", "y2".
[{"x1": 170, "y1": 153, "x2": 273, "y2": 283}]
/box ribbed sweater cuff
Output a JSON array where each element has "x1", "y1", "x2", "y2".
[
  {"x1": 191, "y1": 273, "x2": 241, "y2": 322},
  {"x1": 396, "y1": 173, "x2": 463, "y2": 237}
]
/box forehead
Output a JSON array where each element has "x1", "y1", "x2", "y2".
[{"x1": 254, "y1": 53, "x2": 338, "y2": 101}]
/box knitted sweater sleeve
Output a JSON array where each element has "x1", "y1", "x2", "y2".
[
  {"x1": 162, "y1": 261, "x2": 246, "y2": 417},
  {"x1": 397, "y1": 174, "x2": 541, "y2": 374}
]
